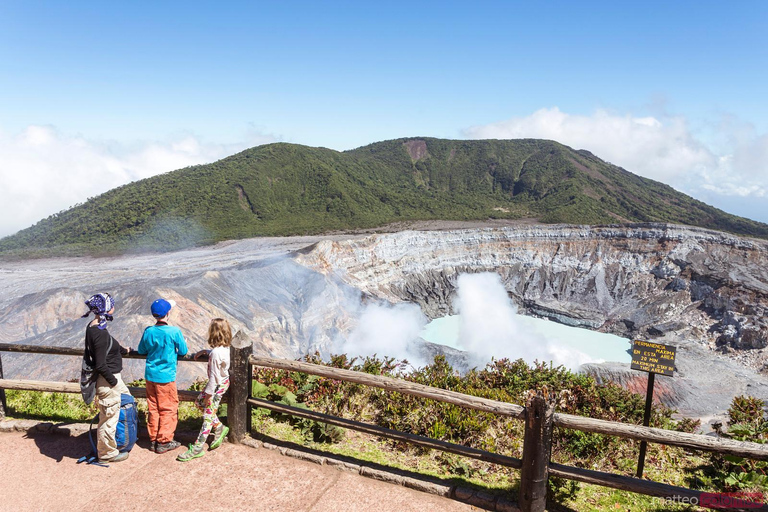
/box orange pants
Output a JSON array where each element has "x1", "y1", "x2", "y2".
[{"x1": 145, "y1": 380, "x2": 179, "y2": 443}]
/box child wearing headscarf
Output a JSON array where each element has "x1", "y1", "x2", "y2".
[{"x1": 82, "y1": 293, "x2": 133, "y2": 462}]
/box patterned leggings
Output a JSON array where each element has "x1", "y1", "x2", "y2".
[{"x1": 193, "y1": 379, "x2": 229, "y2": 447}]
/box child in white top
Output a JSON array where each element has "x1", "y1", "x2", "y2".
[{"x1": 177, "y1": 318, "x2": 232, "y2": 462}]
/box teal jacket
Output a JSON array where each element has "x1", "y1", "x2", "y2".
[{"x1": 137, "y1": 324, "x2": 188, "y2": 383}]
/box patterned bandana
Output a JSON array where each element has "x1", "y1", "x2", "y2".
[{"x1": 81, "y1": 293, "x2": 115, "y2": 330}]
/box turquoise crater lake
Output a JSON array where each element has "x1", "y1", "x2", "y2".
[{"x1": 419, "y1": 314, "x2": 632, "y2": 366}]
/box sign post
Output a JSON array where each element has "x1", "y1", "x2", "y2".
[{"x1": 630, "y1": 340, "x2": 676, "y2": 478}]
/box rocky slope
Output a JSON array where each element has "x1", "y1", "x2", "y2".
[
  {"x1": 295, "y1": 223, "x2": 768, "y2": 419},
  {"x1": 0, "y1": 235, "x2": 364, "y2": 384},
  {"x1": 297, "y1": 223, "x2": 768, "y2": 349},
  {"x1": 1, "y1": 223, "x2": 767, "y2": 421}
]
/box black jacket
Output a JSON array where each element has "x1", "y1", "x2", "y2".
[{"x1": 85, "y1": 325, "x2": 127, "y2": 387}]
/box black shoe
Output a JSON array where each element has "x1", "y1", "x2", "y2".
[{"x1": 155, "y1": 440, "x2": 181, "y2": 454}]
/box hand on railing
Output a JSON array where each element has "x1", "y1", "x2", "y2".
[{"x1": 193, "y1": 349, "x2": 211, "y2": 361}]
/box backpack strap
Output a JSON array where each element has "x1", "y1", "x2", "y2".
[
  {"x1": 77, "y1": 414, "x2": 109, "y2": 467},
  {"x1": 83, "y1": 333, "x2": 93, "y2": 366}
]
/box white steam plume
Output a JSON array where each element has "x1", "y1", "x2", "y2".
[
  {"x1": 335, "y1": 272, "x2": 603, "y2": 372},
  {"x1": 455, "y1": 272, "x2": 593, "y2": 370},
  {"x1": 338, "y1": 301, "x2": 429, "y2": 367}
]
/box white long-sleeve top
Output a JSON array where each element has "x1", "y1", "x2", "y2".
[{"x1": 204, "y1": 346, "x2": 230, "y2": 395}]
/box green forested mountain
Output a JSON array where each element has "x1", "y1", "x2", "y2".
[{"x1": 3, "y1": 137, "x2": 767, "y2": 255}]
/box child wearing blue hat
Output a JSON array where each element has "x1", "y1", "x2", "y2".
[{"x1": 137, "y1": 298, "x2": 189, "y2": 453}]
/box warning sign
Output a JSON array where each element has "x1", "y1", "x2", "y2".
[{"x1": 631, "y1": 340, "x2": 676, "y2": 377}]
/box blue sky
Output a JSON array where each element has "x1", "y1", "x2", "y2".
[{"x1": 1, "y1": 1, "x2": 766, "y2": 236}]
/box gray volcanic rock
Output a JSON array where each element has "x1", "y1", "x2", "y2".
[
  {"x1": 0, "y1": 236, "x2": 364, "y2": 384},
  {"x1": 582, "y1": 340, "x2": 768, "y2": 421},
  {"x1": 2, "y1": 223, "x2": 768, "y2": 420},
  {"x1": 414, "y1": 338, "x2": 472, "y2": 374},
  {"x1": 296, "y1": 223, "x2": 768, "y2": 353}
]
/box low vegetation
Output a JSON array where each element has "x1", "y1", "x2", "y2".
[
  {"x1": 3, "y1": 138, "x2": 767, "y2": 257},
  {"x1": 249, "y1": 354, "x2": 767, "y2": 510}
]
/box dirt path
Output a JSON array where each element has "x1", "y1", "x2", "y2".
[{"x1": 0, "y1": 431, "x2": 477, "y2": 512}]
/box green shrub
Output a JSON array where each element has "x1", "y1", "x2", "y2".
[
  {"x1": 701, "y1": 395, "x2": 768, "y2": 492},
  {"x1": 252, "y1": 353, "x2": 685, "y2": 470},
  {"x1": 251, "y1": 379, "x2": 344, "y2": 443},
  {"x1": 728, "y1": 395, "x2": 765, "y2": 428}
]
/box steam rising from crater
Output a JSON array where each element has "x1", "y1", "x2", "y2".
[
  {"x1": 341, "y1": 302, "x2": 429, "y2": 367},
  {"x1": 337, "y1": 271, "x2": 596, "y2": 370},
  {"x1": 455, "y1": 273, "x2": 594, "y2": 370}
]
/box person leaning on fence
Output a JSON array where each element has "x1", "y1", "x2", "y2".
[
  {"x1": 137, "y1": 298, "x2": 188, "y2": 454},
  {"x1": 177, "y1": 318, "x2": 232, "y2": 462},
  {"x1": 82, "y1": 293, "x2": 133, "y2": 463}
]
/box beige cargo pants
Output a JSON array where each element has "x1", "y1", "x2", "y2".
[{"x1": 95, "y1": 373, "x2": 130, "y2": 461}]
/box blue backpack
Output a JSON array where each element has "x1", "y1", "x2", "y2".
[
  {"x1": 78, "y1": 394, "x2": 138, "y2": 466},
  {"x1": 114, "y1": 394, "x2": 139, "y2": 452}
]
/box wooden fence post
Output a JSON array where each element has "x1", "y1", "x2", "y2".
[
  {"x1": 519, "y1": 392, "x2": 555, "y2": 512},
  {"x1": 246, "y1": 361, "x2": 253, "y2": 434},
  {"x1": 228, "y1": 331, "x2": 252, "y2": 444},
  {"x1": 0, "y1": 352, "x2": 6, "y2": 419}
]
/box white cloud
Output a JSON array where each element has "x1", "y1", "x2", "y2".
[
  {"x1": 0, "y1": 125, "x2": 277, "y2": 238},
  {"x1": 465, "y1": 107, "x2": 715, "y2": 182},
  {"x1": 464, "y1": 108, "x2": 768, "y2": 222}
]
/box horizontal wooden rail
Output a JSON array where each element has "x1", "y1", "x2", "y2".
[
  {"x1": 249, "y1": 356, "x2": 768, "y2": 462},
  {"x1": 554, "y1": 413, "x2": 768, "y2": 461},
  {"x1": 549, "y1": 463, "x2": 768, "y2": 512},
  {"x1": 247, "y1": 397, "x2": 522, "y2": 469},
  {"x1": 0, "y1": 343, "x2": 83, "y2": 357},
  {"x1": 0, "y1": 342, "x2": 206, "y2": 361},
  {"x1": 249, "y1": 356, "x2": 526, "y2": 420},
  {"x1": 0, "y1": 379, "x2": 214, "y2": 402}
]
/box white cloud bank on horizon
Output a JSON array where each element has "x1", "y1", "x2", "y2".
[
  {"x1": 0, "y1": 125, "x2": 277, "y2": 238},
  {"x1": 464, "y1": 108, "x2": 768, "y2": 223}
]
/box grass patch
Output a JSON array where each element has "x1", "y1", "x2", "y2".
[
  {"x1": 5, "y1": 389, "x2": 96, "y2": 422},
  {"x1": 4, "y1": 381, "x2": 208, "y2": 431},
  {"x1": 251, "y1": 412, "x2": 515, "y2": 493}
]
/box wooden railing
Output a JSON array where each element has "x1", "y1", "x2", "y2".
[
  {"x1": 0, "y1": 341, "x2": 214, "y2": 406},
  {"x1": 2, "y1": 338, "x2": 768, "y2": 512}
]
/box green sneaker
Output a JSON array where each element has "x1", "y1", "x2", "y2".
[
  {"x1": 176, "y1": 444, "x2": 205, "y2": 462},
  {"x1": 209, "y1": 424, "x2": 229, "y2": 450}
]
